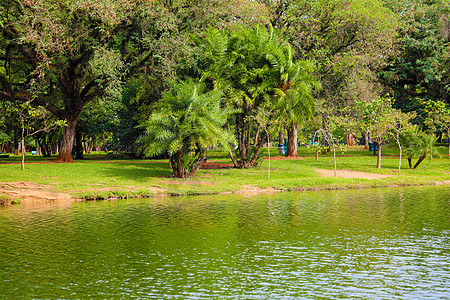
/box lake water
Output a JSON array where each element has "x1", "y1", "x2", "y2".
[{"x1": 0, "y1": 186, "x2": 449, "y2": 299}]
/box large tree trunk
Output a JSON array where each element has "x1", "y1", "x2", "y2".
[
  {"x1": 57, "y1": 118, "x2": 77, "y2": 162},
  {"x1": 285, "y1": 122, "x2": 298, "y2": 157}
]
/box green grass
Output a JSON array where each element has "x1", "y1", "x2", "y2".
[{"x1": 1, "y1": 146, "x2": 449, "y2": 200}]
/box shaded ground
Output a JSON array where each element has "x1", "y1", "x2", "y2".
[{"x1": 200, "y1": 162, "x2": 234, "y2": 169}]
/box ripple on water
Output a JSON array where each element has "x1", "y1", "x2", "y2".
[{"x1": 0, "y1": 186, "x2": 449, "y2": 299}]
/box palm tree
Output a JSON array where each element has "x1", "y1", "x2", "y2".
[
  {"x1": 138, "y1": 80, "x2": 235, "y2": 178},
  {"x1": 194, "y1": 25, "x2": 319, "y2": 167},
  {"x1": 401, "y1": 128, "x2": 437, "y2": 169},
  {"x1": 270, "y1": 56, "x2": 320, "y2": 157}
]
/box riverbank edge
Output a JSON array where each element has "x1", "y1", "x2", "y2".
[
  {"x1": 82, "y1": 180, "x2": 450, "y2": 200},
  {"x1": 2, "y1": 178, "x2": 450, "y2": 205}
]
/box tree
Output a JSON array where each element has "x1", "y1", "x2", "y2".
[
  {"x1": 388, "y1": 110, "x2": 416, "y2": 174},
  {"x1": 138, "y1": 80, "x2": 235, "y2": 178},
  {"x1": 274, "y1": 60, "x2": 319, "y2": 157},
  {"x1": 260, "y1": 0, "x2": 397, "y2": 151},
  {"x1": 379, "y1": 0, "x2": 450, "y2": 115},
  {"x1": 75, "y1": 97, "x2": 124, "y2": 158},
  {"x1": 194, "y1": 25, "x2": 318, "y2": 167},
  {"x1": 1, "y1": 0, "x2": 132, "y2": 161},
  {"x1": 1, "y1": 0, "x2": 268, "y2": 162},
  {"x1": 0, "y1": 132, "x2": 10, "y2": 153},
  {"x1": 435, "y1": 109, "x2": 450, "y2": 166},
  {"x1": 365, "y1": 97, "x2": 397, "y2": 169},
  {"x1": 400, "y1": 128, "x2": 437, "y2": 169},
  {"x1": 312, "y1": 115, "x2": 347, "y2": 177},
  {"x1": 13, "y1": 102, "x2": 65, "y2": 169}
]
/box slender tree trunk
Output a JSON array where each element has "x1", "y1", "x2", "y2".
[
  {"x1": 75, "y1": 125, "x2": 84, "y2": 159},
  {"x1": 103, "y1": 137, "x2": 108, "y2": 153},
  {"x1": 315, "y1": 150, "x2": 319, "y2": 161},
  {"x1": 286, "y1": 122, "x2": 298, "y2": 157},
  {"x1": 249, "y1": 131, "x2": 267, "y2": 166},
  {"x1": 413, "y1": 152, "x2": 427, "y2": 169},
  {"x1": 267, "y1": 131, "x2": 270, "y2": 181},
  {"x1": 177, "y1": 148, "x2": 183, "y2": 177},
  {"x1": 396, "y1": 135, "x2": 402, "y2": 175},
  {"x1": 333, "y1": 145, "x2": 337, "y2": 177},
  {"x1": 237, "y1": 114, "x2": 245, "y2": 159},
  {"x1": 279, "y1": 128, "x2": 285, "y2": 145},
  {"x1": 14, "y1": 135, "x2": 19, "y2": 156},
  {"x1": 321, "y1": 116, "x2": 328, "y2": 154},
  {"x1": 448, "y1": 129, "x2": 450, "y2": 168},
  {"x1": 254, "y1": 126, "x2": 261, "y2": 146},
  {"x1": 408, "y1": 157, "x2": 412, "y2": 169},
  {"x1": 246, "y1": 120, "x2": 251, "y2": 154},
  {"x1": 376, "y1": 143, "x2": 382, "y2": 169},
  {"x1": 57, "y1": 118, "x2": 77, "y2": 162},
  {"x1": 364, "y1": 131, "x2": 369, "y2": 149},
  {"x1": 189, "y1": 153, "x2": 206, "y2": 177},
  {"x1": 40, "y1": 137, "x2": 50, "y2": 157},
  {"x1": 21, "y1": 125, "x2": 25, "y2": 170}
]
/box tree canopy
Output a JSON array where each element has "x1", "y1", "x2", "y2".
[{"x1": 1, "y1": 0, "x2": 449, "y2": 176}]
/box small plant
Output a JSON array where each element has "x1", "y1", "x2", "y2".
[
  {"x1": 0, "y1": 194, "x2": 9, "y2": 205},
  {"x1": 10, "y1": 198, "x2": 21, "y2": 205}
]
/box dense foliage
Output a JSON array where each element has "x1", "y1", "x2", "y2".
[{"x1": 1, "y1": 0, "x2": 449, "y2": 176}]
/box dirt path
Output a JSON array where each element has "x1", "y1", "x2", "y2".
[{"x1": 314, "y1": 169, "x2": 392, "y2": 179}]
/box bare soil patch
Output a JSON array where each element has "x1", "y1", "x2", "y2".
[
  {"x1": 0, "y1": 181, "x2": 75, "y2": 203},
  {"x1": 314, "y1": 169, "x2": 392, "y2": 179},
  {"x1": 263, "y1": 156, "x2": 303, "y2": 160},
  {"x1": 230, "y1": 185, "x2": 282, "y2": 194},
  {"x1": 159, "y1": 180, "x2": 213, "y2": 186}
]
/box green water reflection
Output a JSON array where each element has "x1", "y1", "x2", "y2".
[{"x1": 0, "y1": 186, "x2": 449, "y2": 299}]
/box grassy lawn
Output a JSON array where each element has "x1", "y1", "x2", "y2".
[{"x1": 0, "y1": 145, "x2": 449, "y2": 200}]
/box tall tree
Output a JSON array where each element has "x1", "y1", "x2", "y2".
[
  {"x1": 1, "y1": 0, "x2": 132, "y2": 161},
  {"x1": 260, "y1": 0, "x2": 397, "y2": 154},
  {"x1": 194, "y1": 25, "x2": 319, "y2": 167},
  {"x1": 379, "y1": 0, "x2": 450, "y2": 114},
  {"x1": 139, "y1": 80, "x2": 235, "y2": 178},
  {"x1": 1, "y1": 0, "x2": 268, "y2": 162}
]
